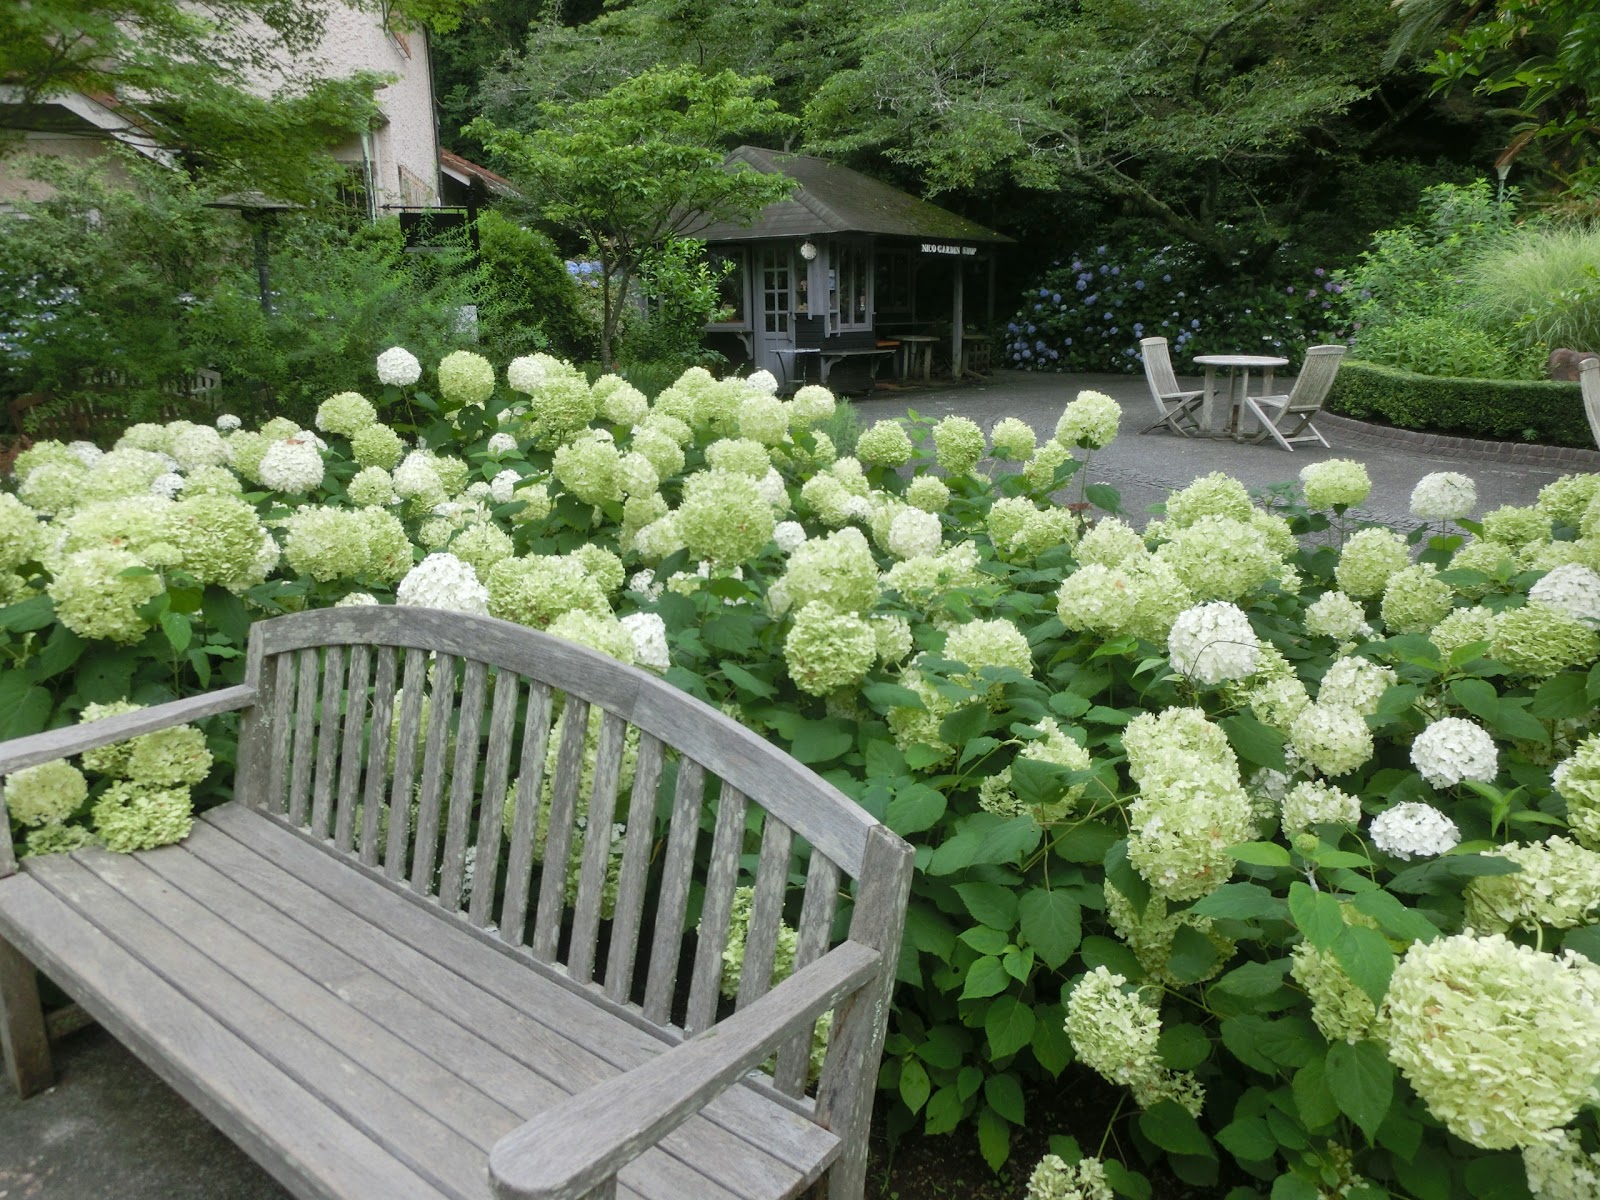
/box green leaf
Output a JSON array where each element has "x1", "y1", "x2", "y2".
[
  {"x1": 1049, "y1": 691, "x2": 1092, "y2": 718},
  {"x1": 984, "y1": 1072, "x2": 1026, "y2": 1124},
  {"x1": 1216, "y1": 1116, "x2": 1277, "y2": 1163},
  {"x1": 955, "y1": 882, "x2": 1019, "y2": 930},
  {"x1": 1158, "y1": 1023, "x2": 1211, "y2": 1071},
  {"x1": 957, "y1": 1066, "x2": 984, "y2": 1101},
  {"x1": 1212, "y1": 959, "x2": 1292, "y2": 999},
  {"x1": 974, "y1": 814, "x2": 1042, "y2": 864},
  {"x1": 923, "y1": 1086, "x2": 964, "y2": 1136},
  {"x1": 1011, "y1": 756, "x2": 1077, "y2": 808},
  {"x1": 1388, "y1": 852, "x2": 1521, "y2": 893},
  {"x1": 1332, "y1": 925, "x2": 1395, "y2": 1005},
  {"x1": 984, "y1": 996, "x2": 1036, "y2": 1059},
  {"x1": 939, "y1": 703, "x2": 990, "y2": 747},
  {"x1": 1053, "y1": 821, "x2": 1119, "y2": 863},
  {"x1": 927, "y1": 830, "x2": 984, "y2": 875},
  {"x1": 788, "y1": 720, "x2": 853, "y2": 764},
  {"x1": 916, "y1": 1025, "x2": 966, "y2": 1070},
  {"x1": 1084, "y1": 704, "x2": 1132, "y2": 725},
  {"x1": 1167, "y1": 924, "x2": 1222, "y2": 983},
  {"x1": 1031, "y1": 1004, "x2": 1073, "y2": 1074},
  {"x1": 1103, "y1": 1160, "x2": 1152, "y2": 1200},
  {"x1": 1325, "y1": 1039, "x2": 1393, "y2": 1142},
  {"x1": 1530, "y1": 673, "x2": 1591, "y2": 720},
  {"x1": 959, "y1": 736, "x2": 1001, "y2": 766},
  {"x1": 1105, "y1": 838, "x2": 1151, "y2": 916},
  {"x1": 1293, "y1": 1054, "x2": 1340, "y2": 1129},
  {"x1": 1450, "y1": 677, "x2": 1499, "y2": 720},
  {"x1": 1563, "y1": 923, "x2": 1600, "y2": 964},
  {"x1": 0, "y1": 673, "x2": 53, "y2": 739},
  {"x1": 899, "y1": 1058, "x2": 930, "y2": 1113},
  {"x1": 200, "y1": 586, "x2": 250, "y2": 648},
  {"x1": 1018, "y1": 888, "x2": 1082, "y2": 969},
  {"x1": 0, "y1": 593, "x2": 54, "y2": 632},
  {"x1": 886, "y1": 783, "x2": 946, "y2": 835},
  {"x1": 1231, "y1": 841, "x2": 1292, "y2": 868},
  {"x1": 1138, "y1": 1099, "x2": 1213, "y2": 1158},
  {"x1": 1288, "y1": 882, "x2": 1345, "y2": 950},
  {"x1": 1463, "y1": 1152, "x2": 1535, "y2": 1198},
  {"x1": 904, "y1": 904, "x2": 956, "y2": 959},
  {"x1": 1271, "y1": 1176, "x2": 1321, "y2": 1200},
  {"x1": 701, "y1": 612, "x2": 758, "y2": 653},
  {"x1": 1219, "y1": 1016, "x2": 1276, "y2": 1073},
  {"x1": 960, "y1": 956, "x2": 1011, "y2": 1000},
  {"x1": 1079, "y1": 934, "x2": 1143, "y2": 980},
  {"x1": 863, "y1": 681, "x2": 924, "y2": 711},
  {"x1": 959, "y1": 925, "x2": 1010, "y2": 955},
  {"x1": 976, "y1": 1105, "x2": 1011, "y2": 1171},
  {"x1": 159, "y1": 610, "x2": 192, "y2": 654},
  {"x1": 720, "y1": 661, "x2": 776, "y2": 699},
  {"x1": 1084, "y1": 483, "x2": 1122, "y2": 513},
  {"x1": 1221, "y1": 714, "x2": 1289, "y2": 772},
  {"x1": 1191, "y1": 882, "x2": 1288, "y2": 921},
  {"x1": 25, "y1": 624, "x2": 85, "y2": 683}
]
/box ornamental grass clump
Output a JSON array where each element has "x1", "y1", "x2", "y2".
[{"x1": 10, "y1": 350, "x2": 1600, "y2": 1194}]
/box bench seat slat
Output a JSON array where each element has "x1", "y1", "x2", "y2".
[
  {"x1": 0, "y1": 874, "x2": 452, "y2": 1200},
  {"x1": 23, "y1": 853, "x2": 488, "y2": 1200},
  {"x1": 203, "y1": 804, "x2": 839, "y2": 1187}
]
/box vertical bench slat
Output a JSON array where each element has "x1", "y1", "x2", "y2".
[
  {"x1": 499, "y1": 680, "x2": 554, "y2": 945},
  {"x1": 286, "y1": 647, "x2": 320, "y2": 827},
  {"x1": 332, "y1": 645, "x2": 371, "y2": 854},
  {"x1": 383, "y1": 649, "x2": 429, "y2": 882},
  {"x1": 530, "y1": 698, "x2": 591, "y2": 962},
  {"x1": 437, "y1": 658, "x2": 489, "y2": 912},
  {"x1": 736, "y1": 815, "x2": 795, "y2": 1011},
  {"x1": 773, "y1": 850, "x2": 840, "y2": 1095},
  {"x1": 567, "y1": 710, "x2": 629, "y2": 985},
  {"x1": 263, "y1": 652, "x2": 296, "y2": 815},
  {"x1": 684, "y1": 781, "x2": 749, "y2": 1036},
  {"x1": 642, "y1": 758, "x2": 705, "y2": 1026},
  {"x1": 308, "y1": 644, "x2": 345, "y2": 840},
  {"x1": 357, "y1": 646, "x2": 399, "y2": 868},
  {"x1": 467, "y1": 669, "x2": 522, "y2": 930},
  {"x1": 603, "y1": 733, "x2": 665, "y2": 1004},
  {"x1": 233, "y1": 645, "x2": 273, "y2": 812},
  {"x1": 409, "y1": 653, "x2": 459, "y2": 895}
]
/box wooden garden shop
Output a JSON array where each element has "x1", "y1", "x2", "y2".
[{"x1": 690, "y1": 147, "x2": 1013, "y2": 391}]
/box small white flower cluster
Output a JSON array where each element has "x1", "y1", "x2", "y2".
[
  {"x1": 489, "y1": 469, "x2": 522, "y2": 504},
  {"x1": 620, "y1": 611, "x2": 670, "y2": 672},
  {"x1": 1411, "y1": 716, "x2": 1498, "y2": 789},
  {"x1": 215, "y1": 413, "x2": 242, "y2": 432},
  {"x1": 1280, "y1": 780, "x2": 1361, "y2": 835},
  {"x1": 375, "y1": 345, "x2": 422, "y2": 387},
  {"x1": 1304, "y1": 590, "x2": 1372, "y2": 641},
  {"x1": 885, "y1": 508, "x2": 943, "y2": 560},
  {"x1": 1025, "y1": 1154, "x2": 1114, "y2": 1200},
  {"x1": 395, "y1": 552, "x2": 489, "y2": 615},
  {"x1": 1166, "y1": 600, "x2": 1258, "y2": 685},
  {"x1": 1410, "y1": 470, "x2": 1478, "y2": 521},
  {"x1": 256, "y1": 436, "x2": 325, "y2": 494},
  {"x1": 1529, "y1": 563, "x2": 1600, "y2": 629},
  {"x1": 487, "y1": 432, "x2": 519, "y2": 457},
  {"x1": 1369, "y1": 800, "x2": 1460, "y2": 859}
]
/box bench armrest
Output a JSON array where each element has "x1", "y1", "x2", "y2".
[
  {"x1": 487, "y1": 939, "x2": 881, "y2": 1200},
  {"x1": 1, "y1": 686, "x2": 257, "y2": 873}
]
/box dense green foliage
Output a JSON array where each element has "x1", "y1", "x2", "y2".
[
  {"x1": 7, "y1": 354, "x2": 1600, "y2": 1199},
  {"x1": 1327, "y1": 361, "x2": 1591, "y2": 447}
]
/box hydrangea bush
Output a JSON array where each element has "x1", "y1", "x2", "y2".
[{"x1": 5, "y1": 346, "x2": 1600, "y2": 1200}]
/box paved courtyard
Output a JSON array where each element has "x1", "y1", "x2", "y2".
[{"x1": 4, "y1": 369, "x2": 1599, "y2": 1197}]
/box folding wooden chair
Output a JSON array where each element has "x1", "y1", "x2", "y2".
[
  {"x1": 1581, "y1": 358, "x2": 1600, "y2": 448},
  {"x1": 1137, "y1": 337, "x2": 1203, "y2": 436},
  {"x1": 1242, "y1": 345, "x2": 1346, "y2": 451}
]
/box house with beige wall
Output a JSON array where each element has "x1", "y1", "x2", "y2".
[{"x1": 0, "y1": 3, "x2": 442, "y2": 212}]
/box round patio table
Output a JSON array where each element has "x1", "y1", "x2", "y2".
[{"x1": 1193, "y1": 354, "x2": 1289, "y2": 438}]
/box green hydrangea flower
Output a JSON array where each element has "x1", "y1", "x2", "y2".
[
  {"x1": 631, "y1": 427, "x2": 686, "y2": 480},
  {"x1": 509, "y1": 481, "x2": 553, "y2": 526},
  {"x1": 1055, "y1": 390, "x2": 1120, "y2": 449},
  {"x1": 904, "y1": 475, "x2": 949, "y2": 513},
  {"x1": 1300, "y1": 458, "x2": 1372, "y2": 510},
  {"x1": 4, "y1": 760, "x2": 88, "y2": 826},
  {"x1": 553, "y1": 435, "x2": 622, "y2": 507},
  {"x1": 1335, "y1": 527, "x2": 1410, "y2": 599},
  {"x1": 989, "y1": 416, "x2": 1037, "y2": 461},
  {"x1": 0, "y1": 493, "x2": 45, "y2": 571},
  {"x1": 1481, "y1": 504, "x2": 1552, "y2": 548},
  {"x1": 48, "y1": 547, "x2": 164, "y2": 643},
  {"x1": 11, "y1": 440, "x2": 81, "y2": 482},
  {"x1": 23, "y1": 824, "x2": 99, "y2": 858},
  {"x1": 282, "y1": 505, "x2": 368, "y2": 583},
  {"x1": 856, "y1": 420, "x2": 915, "y2": 467},
  {"x1": 704, "y1": 437, "x2": 771, "y2": 477},
  {"x1": 17, "y1": 460, "x2": 90, "y2": 515},
  {"x1": 546, "y1": 609, "x2": 635, "y2": 664},
  {"x1": 1553, "y1": 735, "x2": 1600, "y2": 849},
  {"x1": 944, "y1": 617, "x2": 1033, "y2": 689},
  {"x1": 1288, "y1": 702, "x2": 1374, "y2": 776},
  {"x1": 1536, "y1": 473, "x2": 1600, "y2": 527},
  {"x1": 93, "y1": 781, "x2": 194, "y2": 852},
  {"x1": 1012, "y1": 506, "x2": 1079, "y2": 558},
  {"x1": 126, "y1": 725, "x2": 213, "y2": 787},
  {"x1": 347, "y1": 465, "x2": 396, "y2": 507},
  {"x1": 81, "y1": 448, "x2": 169, "y2": 503},
  {"x1": 1153, "y1": 516, "x2": 1279, "y2": 602},
  {"x1": 736, "y1": 394, "x2": 790, "y2": 445},
  {"x1": 593, "y1": 375, "x2": 649, "y2": 426},
  {"x1": 315, "y1": 391, "x2": 377, "y2": 437},
  {"x1": 871, "y1": 614, "x2": 913, "y2": 664},
  {"x1": 437, "y1": 350, "x2": 496, "y2": 409},
  {"x1": 1304, "y1": 589, "x2": 1371, "y2": 641},
  {"x1": 1164, "y1": 471, "x2": 1253, "y2": 527},
  {"x1": 1066, "y1": 966, "x2": 1203, "y2": 1115},
  {"x1": 1464, "y1": 836, "x2": 1600, "y2": 933},
  {"x1": 79, "y1": 700, "x2": 144, "y2": 777},
  {"x1": 1106, "y1": 881, "x2": 1234, "y2": 988},
  {"x1": 1292, "y1": 939, "x2": 1378, "y2": 1044},
  {"x1": 1429, "y1": 605, "x2": 1498, "y2": 660},
  {"x1": 486, "y1": 554, "x2": 611, "y2": 629},
  {"x1": 785, "y1": 603, "x2": 877, "y2": 695},
  {"x1": 53, "y1": 497, "x2": 173, "y2": 566},
  {"x1": 779, "y1": 527, "x2": 879, "y2": 614},
  {"x1": 526, "y1": 373, "x2": 597, "y2": 446},
  {"x1": 1022, "y1": 439, "x2": 1073, "y2": 491},
  {"x1": 449, "y1": 522, "x2": 515, "y2": 582},
  {"x1": 183, "y1": 464, "x2": 244, "y2": 497},
  {"x1": 1491, "y1": 602, "x2": 1600, "y2": 676},
  {"x1": 357, "y1": 507, "x2": 413, "y2": 583},
  {"x1": 1381, "y1": 562, "x2": 1455, "y2": 634},
  {"x1": 789, "y1": 385, "x2": 836, "y2": 429},
  {"x1": 932, "y1": 415, "x2": 985, "y2": 475},
  {"x1": 349, "y1": 423, "x2": 405, "y2": 470},
  {"x1": 1026, "y1": 1153, "x2": 1114, "y2": 1200},
  {"x1": 677, "y1": 469, "x2": 775, "y2": 565},
  {"x1": 1075, "y1": 516, "x2": 1146, "y2": 568}
]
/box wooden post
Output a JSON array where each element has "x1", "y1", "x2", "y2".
[
  {"x1": 951, "y1": 265, "x2": 964, "y2": 378},
  {"x1": 0, "y1": 932, "x2": 52, "y2": 1098}
]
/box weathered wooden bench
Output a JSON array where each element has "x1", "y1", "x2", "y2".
[{"x1": 0, "y1": 607, "x2": 913, "y2": 1200}]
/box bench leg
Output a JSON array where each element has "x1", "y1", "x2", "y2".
[{"x1": 0, "y1": 931, "x2": 53, "y2": 1098}]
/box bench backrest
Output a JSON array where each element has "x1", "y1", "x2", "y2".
[{"x1": 233, "y1": 606, "x2": 911, "y2": 1101}]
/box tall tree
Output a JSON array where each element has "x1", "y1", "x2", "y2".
[{"x1": 469, "y1": 66, "x2": 797, "y2": 365}]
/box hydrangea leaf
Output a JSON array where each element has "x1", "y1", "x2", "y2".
[
  {"x1": 718, "y1": 661, "x2": 776, "y2": 699},
  {"x1": 1232, "y1": 841, "x2": 1292, "y2": 868},
  {"x1": 974, "y1": 814, "x2": 1041, "y2": 865},
  {"x1": 1030, "y1": 1004, "x2": 1073, "y2": 1075},
  {"x1": 1325, "y1": 1038, "x2": 1393, "y2": 1142},
  {"x1": 862, "y1": 681, "x2": 925, "y2": 711},
  {"x1": 1105, "y1": 838, "x2": 1151, "y2": 917},
  {"x1": 1191, "y1": 882, "x2": 1288, "y2": 921},
  {"x1": 787, "y1": 719, "x2": 853, "y2": 764},
  {"x1": 1138, "y1": 1099, "x2": 1212, "y2": 1158},
  {"x1": 1168, "y1": 923, "x2": 1223, "y2": 983},
  {"x1": 886, "y1": 783, "x2": 946, "y2": 836},
  {"x1": 1292, "y1": 1054, "x2": 1340, "y2": 1130},
  {"x1": 1018, "y1": 887, "x2": 1082, "y2": 969},
  {"x1": 0, "y1": 593, "x2": 56, "y2": 633},
  {"x1": 955, "y1": 882, "x2": 1019, "y2": 930},
  {"x1": 984, "y1": 1072, "x2": 1025, "y2": 1124},
  {"x1": 1350, "y1": 890, "x2": 1440, "y2": 944},
  {"x1": 1221, "y1": 714, "x2": 1289, "y2": 772},
  {"x1": 1529, "y1": 672, "x2": 1590, "y2": 719},
  {"x1": 923, "y1": 1085, "x2": 963, "y2": 1136},
  {"x1": 898, "y1": 1058, "x2": 930, "y2": 1114},
  {"x1": 1288, "y1": 882, "x2": 1345, "y2": 950},
  {"x1": 960, "y1": 955, "x2": 1010, "y2": 1000},
  {"x1": 1215, "y1": 1115, "x2": 1277, "y2": 1163},
  {"x1": 1449, "y1": 678, "x2": 1500, "y2": 721},
  {"x1": 1157, "y1": 1023, "x2": 1211, "y2": 1071},
  {"x1": 976, "y1": 1105, "x2": 1011, "y2": 1171}
]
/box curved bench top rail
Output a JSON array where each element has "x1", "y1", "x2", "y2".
[{"x1": 249, "y1": 607, "x2": 878, "y2": 875}]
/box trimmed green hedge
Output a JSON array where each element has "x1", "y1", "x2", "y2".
[{"x1": 1326, "y1": 358, "x2": 1592, "y2": 447}]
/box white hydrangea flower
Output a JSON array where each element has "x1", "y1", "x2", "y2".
[
  {"x1": 486, "y1": 432, "x2": 519, "y2": 457},
  {"x1": 627, "y1": 569, "x2": 663, "y2": 601},
  {"x1": 396, "y1": 552, "x2": 489, "y2": 615},
  {"x1": 886, "y1": 508, "x2": 943, "y2": 560},
  {"x1": 489, "y1": 469, "x2": 521, "y2": 504},
  {"x1": 149, "y1": 472, "x2": 185, "y2": 499},
  {"x1": 1166, "y1": 601, "x2": 1259, "y2": 685},
  {"x1": 773, "y1": 521, "x2": 807, "y2": 554},
  {"x1": 505, "y1": 354, "x2": 548, "y2": 394},
  {"x1": 1524, "y1": 1128, "x2": 1600, "y2": 1200},
  {"x1": 1410, "y1": 471, "x2": 1478, "y2": 521},
  {"x1": 215, "y1": 414, "x2": 242, "y2": 432},
  {"x1": 1369, "y1": 801, "x2": 1460, "y2": 859},
  {"x1": 755, "y1": 467, "x2": 788, "y2": 510},
  {"x1": 375, "y1": 345, "x2": 422, "y2": 386},
  {"x1": 256, "y1": 436, "x2": 325, "y2": 494},
  {"x1": 392, "y1": 451, "x2": 443, "y2": 500},
  {"x1": 67, "y1": 440, "x2": 103, "y2": 467},
  {"x1": 1317, "y1": 655, "x2": 1396, "y2": 715},
  {"x1": 1411, "y1": 716, "x2": 1498, "y2": 789},
  {"x1": 1280, "y1": 780, "x2": 1361, "y2": 835},
  {"x1": 745, "y1": 369, "x2": 779, "y2": 395},
  {"x1": 335, "y1": 592, "x2": 379, "y2": 607},
  {"x1": 1529, "y1": 563, "x2": 1600, "y2": 629},
  {"x1": 621, "y1": 611, "x2": 671, "y2": 672}
]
